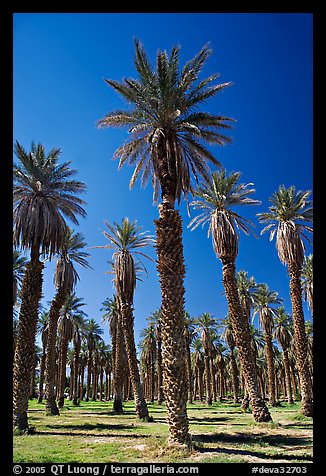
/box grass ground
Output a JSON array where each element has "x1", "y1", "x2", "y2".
[{"x1": 13, "y1": 399, "x2": 313, "y2": 463}]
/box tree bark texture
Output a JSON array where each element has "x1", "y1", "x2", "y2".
[
  {"x1": 13, "y1": 259, "x2": 44, "y2": 431},
  {"x1": 288, "y1": 263, "x2": 313, "y2": 416},
  {"x1": 221, "y1": 258, "x2": 272, "y2": 422},
  {"x1": 155, "y1": 204, "x2": 191, "y2": 447}
]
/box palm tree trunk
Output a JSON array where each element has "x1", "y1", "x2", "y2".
[
  {"x1": 13, "y1": 257, "x2": 44, "y2": 432},
  {"x1": 203, "y1": 354, "x2": 212, "y2": 405},
  {"x1": 265, "y1": 333, "x2": 277, "y2": 406},
  {"x1": 45, "y1": 288, "x2": 66, "y2": 415},
  {"x1": 155, "y1": 202, "x2": 191, "y2": 447},
  {"x1": 156, "y1": 331, "x2": 163, "y2": 405},
  {"x1": 72, "y1": 342, "x2": 81, "y2": 405},
  {"x1": 120, "y1": 300, "x2": 149, "y2": 419},
  {"x1": 282, "y1": 349, "x2": 293, "y2": 404},
  {"x1": 85, "y1": 352, "x2": 92, "y2": 401},
  {"x1": 37, "y1": 350, "x2": 46, "y2": 403},
  {"x1": 185, "y1": 339, "x2": 193, "y2": 404},
  {"x1": 221, "y1": 257, "x2": 272, "y2": 422},
  {"x1": 288, "y1": 263, "x2": 313, "y2": 416},
  {"x1": 229, "y1": 347, "x2": 239, "y2": 402},
  {"x1": 113, "y1": 314, "x2": 124, "y2": 413},
  {"x1": 57, "y1": 335, "x2": 69, "y2": 407}
]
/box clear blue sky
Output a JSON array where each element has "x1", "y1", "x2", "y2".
[{"x1": 13, "y1": 13, "x2": 313, "y2": 348}]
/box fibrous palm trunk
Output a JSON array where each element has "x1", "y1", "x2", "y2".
[
  {"x1": 120, "y1": 300, "x2": 149, "y2": 419},
  {"x1": 57, "y1": 335, "x2": 69, "y2": 407},
  {"x1": 37, "y1": 350, "x2": 46, "y2": 403},
  {"x1": 282, "y1": 348, "x2": 293, "y2": 404},
  {"x1": 45, "y1": 288, "x2": 66, "y2": 415},
  {"x1": 156, "y1": 331, "x2": 163, "y2": 405},
  {"x1": 203, "y1": 353, "x2": 212, "y2": 405},
  {"x1": 155, "y1": 203, "x2": 191, "y2": 447},
  {"x1": 288, "y1": 263, "x2": 313, "y2": 416},
  {"x1": 13, "y1": 258, "x2": 44, "y2": 432},
  {"x1": 221, "y1": 258, "x2": 272, "y2": 422},
  {"x1": 85, "y1": 351, "x2": 92, "y2": 402},
  {"x1": 72, "y1": 341, "x2": 81, "y2": 405},
  {"x1": 229, "y1": 347, "x2": 239, "y2": 402},
  {"x1": 113, "y1": 314, "x2": 124, "y2": 413},
  {"x1": 265, "y1": 333, "x2": 277, "y2": 406}
]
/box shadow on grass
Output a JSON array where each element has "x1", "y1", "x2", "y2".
[
  {"x1": 43, "y1": 422, "x2": 135, "y2": 432},
  {"x1": 195, "y1": 446, "x2": 313, "y2": 462},
  {"x1": 193, "y1": 431, "x2": 312, "y2": 447}
]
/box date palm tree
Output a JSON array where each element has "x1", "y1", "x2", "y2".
[
  {"x1": 83, "y1": 319, "x2": 104, "y2": 401},
  {"x1": 258, "y1": 185, "x2": 313, "y2": 416},
  {"x1": 195, "y1": 312, "x2": 218, "y2": 405},
  {"x1": 13, "y1": 141, "x2": 86, "y2": 432},
  {"x1": 45, "y1": 229, "x2": 91, "y2": 415},
  {"x1": 273, "y1": 307, "x2": 294, "y2": 404},
  {"x1": 100, "y1": 295, "x2": 125, "y2": 412},
  {"x1": 98, "y1": 39, "x2": 234, "y2": 447},
  {"x1": 301, "y1": 254, "x2": 313, "y2": 317},
  {"x1": 94, "y1": 217, "x2": 153, "y2": 419},
  {"x1": 147, "y1": 309, "x2": 164, "y2": 405},
  {"x1": 57, "y1": 293, "x2": 87, "y2": 407},
  {"x1": 37, "y1": 311, "x2": 49, "y2": 403},
  {"x1": 189, "y1": 169, "x2": 271, "y2": 422},
  {"x1": 252, "y1": 283, "x2": 282, "y2": 406},
  {"x1": 220, "y1": 315, "x2": 239, "y2": 402}
]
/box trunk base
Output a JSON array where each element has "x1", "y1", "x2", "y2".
[
  {"x1": 46, "y1": 397, "x2": 60, "y2": 416},
  {"x1": 301, "y1": 398, "x2": 313, "y2": 417},
  {"x1": 57, "y1": 396, "x2": 64, "y2": 408},
  {"x1": 113, "y1": 398, "x2": 124, "y2": 414}
]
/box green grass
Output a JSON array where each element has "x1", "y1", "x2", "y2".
[{"x1": 13, "y1": 399, "x2": 313, "y2": 464}]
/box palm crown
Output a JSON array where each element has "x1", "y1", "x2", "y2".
[
  {"x1": 257, "y1": 185, "x2": 313, "y2": 267},
  {"x1": 98, "y1": 39, "x2": 234, "y2": 204},
  {"x1": 13, "y1": 141, "x2": 86, "y2": 258},
  {"x1": 189, "y1": 169, "x2": 260, "y2": 259}
]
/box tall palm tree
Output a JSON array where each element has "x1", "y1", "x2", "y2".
[
  {"x1": 258, "y1": 185, "x2": 313, "y2": 416},
  {"x1": 184, "y1": 312, "x2": 196, "y2": 404},
  {"x1": 98, "y1": 40, "x2": 234, "y2": 447},
  {"x1": 273, "y1": 307, "x2": 294, "y2": 404},
  {"x1": 147, "y1": 309, "x2": 164, "y2": 405},
  {"x1": 13, "y1": 249, "x2": 27, "y2": 307},
  {"x1": 220, "y1": 315, "x2": 239, "y2": 402},
  {"x1": 195, "y1": 312, "x2": 217, "y2": 405},
  {"x1": 235, "y1": 270, "x2": 259, "y2": 408},
  {"x1": 189, "y1": 169, "x2": 271, "y2": 422},
  {"x1": 13, "y1": 141, "x2": 86, "y2": 432},
  {"x1": 37, "y1": 311, "x2": 49, "y2": 403},
  {"x1": 94, "y1": 217, "x2": 153, "y2": 419},
  {"x1": 45, "y1": 229, "x2": 91, "y2": 415},
  {"x1": 72, "y1": 314, "x2": 87, "y2": 405},
  {"x1": 100, "y1": 295, "x2": 124, "y2": 412},
  {"x1": 301, "y1": 254, "x2": 313, "y2": 316},
  {"x1": 140, "y1": 324, "x2": 157, "y2": 402},
  {"x1": 57, "y1": 293, "x2": 87, "y2": 407},
  {"x1": 252, "y1": 283, "x2": 282, "y2": 406},
  {"x1": 83, "y1": 319, "x2": 104, "y2": 402}
]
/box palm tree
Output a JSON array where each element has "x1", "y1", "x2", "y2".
[
  {"x1": 252, "y1": 283, "x2": 282, "y2": 406},
  {"x1": 37, "y1": 311, "x2": 49, "y2": 403},
  {"x1": 147, "y1": 309, "x2": 164, "y2": 405},
  {"x1": 13, "y1": 249, "x2": 27, "y2": 307},
  {"x1": 83, "y1": 319, "x2": 104, "y2": 402},
  {"x1": 98, "y1": 40, "x2": 234, "y2": 447},
  {"x1": 140, "y1": 324, "x2": 157, "y2": 402},
  {"x1": 184, "y1": 312, "x2": 196, "y2": 404},
  {"x1": 258, "y1": 185, "x2": 313, "y2": 417},
  {"x1": 195, "y1": 312, "x2": 217, "y2": 405},
  {"x1": 57, "y1": 293, "x2": 87, "y2": 407},
  {"x1": 189, "y1": 169, "x2": 271, "y2": 422},
  {"x1": 273, "y1": 307, "x2": 294, "y2": 404},
  {"x1": 94, "y1": 217, "x2": 153, "y2": 419},
  {"x1": 45, "y1": 229, "x2": 91, "y2": 415},
  {"x1": 100, "y1": 295, "x2": 124, "y2": 412},
  {"x1": 13, "y1": 141, "x2": 86, "y2": 432},
  {"x1": 301, "y1": 254, "x2": 313, "y2": 316},
  {"x1": 220, "y1": 315, "x2": 239, "y2": 402},
  {"x1": 71, "y1": 314, "x2": 87, "y2": 405},
  {"x1": 191, "y1": 338, "x2": 205, "y2": 401}
]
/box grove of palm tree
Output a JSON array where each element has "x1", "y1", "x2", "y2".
[{"x1": 13, "y1": 37, "x2": 313, "y2": 465}]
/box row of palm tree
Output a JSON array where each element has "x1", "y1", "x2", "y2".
[
  {"x1": 13, "y1": 39, "x2": 313, "y2": 449},
  {"x1": 138, "y1": 305, "x2": 313, "y2": 408}
]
